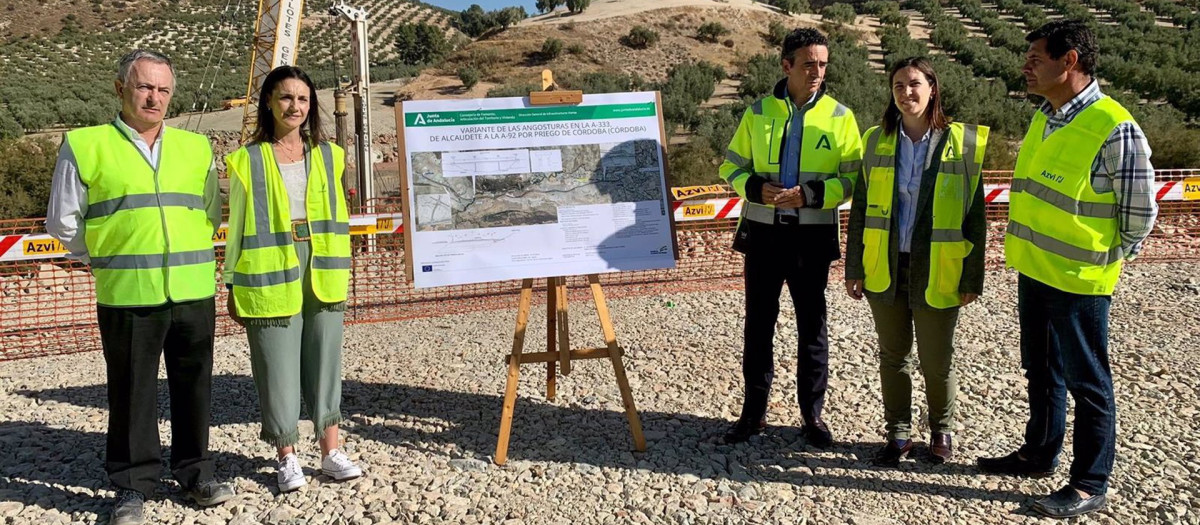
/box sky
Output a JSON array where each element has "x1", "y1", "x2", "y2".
[{"x1": 422, "y1": 0, "x2": 540, "y2": 13}]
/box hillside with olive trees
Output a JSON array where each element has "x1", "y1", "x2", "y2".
[{"x1": 1, "y1": 0, "x2": 1198, "y2": 218}]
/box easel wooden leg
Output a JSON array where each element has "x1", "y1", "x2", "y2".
[
  {"x1": 587, "y1": 274, "x2": 646, "y2": 452},
  {"x1": 556, "y1": 276, "x2": 572, "y2": 376},
  {"x1": 495, "y1": 278, "x2": 535, "y2": 466},
  {"x1": 545, "y1": 278, "x2": 557, "y2": 400}
]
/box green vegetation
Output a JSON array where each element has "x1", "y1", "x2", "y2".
[
  {"x1": 3, "y1": 0, "x2": 1200, "y2": 200},
  {"x1": 535, "y1": 0, "x2": 563, "y2": 14},
  {"x1": 821, "y1": 3, "x2": 857, "y2": 24},
  {"x1": 0, "y1": 138, "x2": 58, "y2": 219},
  {"x1": 765, "y1": 20, "x2": 789, "y2": 46},
  {"x1": 457, "y1": 66, "x2": 480, "y2": 90},
  {"x1": 920, "y1": 0, "x2": 1025, "y2": 92},
  {"x1": 765, "y1": 0, "x2": 809, "y2": 16},
  {"x1": 394, "y1": 23, "x2": 451, "y2": 65},
  {"x1": 878, "y1": 11, "x2": 909, "y2": 28},
  {"x1": 541, "y1": 37, "x2": 564, "y2": 60},
  {"x1": 485, "y1": 83, "x2": 540, "y2": 98},
  {"x1": 877, "y1": 26, "x2": 926, "y2": 69},
  {"x1": 0, "y1": 0, "x2": 455, "y2": 136},
  {"x1": 455, "y1": 4, "x2": 527, "y2": 37},
  {"x1": 738, "y1": 53, "x2": 780, "y2": 100},
  {"x1": 621, "y1": 26, "x2": 660, "y2": 49},
  {"x1": 859, "y1": 1, "x2": 900, "y2": 15},
  {"x1": 822, "y1": 27, "x2": 888, "y2": 133},
  {"x1": 565, "y1": 0, "x2": 591, "y2": 13},
  {"x1": 659, "y1": 62, "x2": 727, "y2": 130},
  {"x1": 697, "y1": 22, "x2": 731, "y2": 43},
  {"x1": 557, "y1": 71, "x2": 647, "y2": 94}
]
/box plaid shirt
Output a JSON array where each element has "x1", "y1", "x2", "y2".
[{"x1": 1038, "y1": 80, "x2": 1158, "y2": 258}]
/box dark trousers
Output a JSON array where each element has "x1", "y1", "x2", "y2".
[
  {"x1": 97, "y1": 297, "x2": 216, "y2": 497},
  {"x1": 740, "y1": 245, "x2": 831, "y2": 426},
  {"x1": 1016, "y1": 274, "x2": 1115, "y2": 495},
  {"x1": 868, "y1": 256, "x2": 960, "y2": 440}
]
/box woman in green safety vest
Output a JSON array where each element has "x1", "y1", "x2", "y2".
[
  {"x1": 844, "y1": 57, "x2": 988, "y2": 468},
  {"x1": 223, "y1": 66, "x2": 360, "y2": 492}
]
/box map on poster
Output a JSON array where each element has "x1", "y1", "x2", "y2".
[{"x1": 400, "y1": 92, "x2": 676, "y2": 289}]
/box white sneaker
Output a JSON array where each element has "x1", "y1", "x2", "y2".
[
  {"x1": 321, "y1": 449, "x2": 363, "y2": 481},
  {"x1": 277, "y1": 453, "x2": 307, "y2": 493}
]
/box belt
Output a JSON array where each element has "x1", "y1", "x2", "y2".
[
  {"x1": 775, "y1": 213, "x2": 800, "y2": 226},
  {"x1": 291, "y1": 220, "x2": 310, "y2": 242}
]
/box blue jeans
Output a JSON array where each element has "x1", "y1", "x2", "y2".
[{"x1": 1016, "y1": 274, "x2": 1115, "y2": 495}]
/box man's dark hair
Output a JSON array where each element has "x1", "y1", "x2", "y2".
[
  {"x1": 781, "y1": 28, "x2": 828, "y2": 63},
  {"x1": 1026, "y1": 20, "x2": 1097, "y2": 75}
]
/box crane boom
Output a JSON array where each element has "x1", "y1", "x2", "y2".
[{"x1": 241, "y1": 0, "x2": 305, "y2": 141}]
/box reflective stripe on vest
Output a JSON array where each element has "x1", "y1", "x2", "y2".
[
  {"x1": 858, "y1": 122, "x2": 988, "y2": 308},
  {"x1": 1005, "y1": 96, "x2": 1130, "y2": 296},
  {"x1": 734, "y1": 95, "x2": 853, "y2": 226},
  {"x1": 66, "y1": 123, "x2": 216, "y2": 307},
  {"x1": 229, "y1": 141, "x2": 351, "y2": 317}
]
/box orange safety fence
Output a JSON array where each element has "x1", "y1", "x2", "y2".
[{"x1": 2, "y1": 170, "x2": 1198, "y2": 361}]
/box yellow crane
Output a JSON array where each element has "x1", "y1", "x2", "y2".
[
  {"x1": 240, "y1": 0, "x2": 305, "y2": 142},
  {"x1": 238, "y1": 0, "x2": 374, "y2": 205}
]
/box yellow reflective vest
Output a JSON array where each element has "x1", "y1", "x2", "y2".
[
  {"x1": 67, "y1": 123, "x2": 216, "y2": 307},
  {"x1": 857, "y1": 122, "x2": 988, "y2": 309},
  {"x1": 718, "y1": 81, "x2": 863, "y2": 228},
  {"x1": 225, "y1": 141, "x2": 351, "y2": 318},
  {"x1": 1005, "y1": 97, "x2": 1131, "y2": 296}
]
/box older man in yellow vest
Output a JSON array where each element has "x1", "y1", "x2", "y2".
[
  {"x1": 46, "y1": 50, "x2": 235, "y2": 525},
  {"x1": 978, "y1": 21, "x2": 1158, "y2": 519},
  {"x1": 718, "y1": 27, "x2": 863, "y2": 447}
]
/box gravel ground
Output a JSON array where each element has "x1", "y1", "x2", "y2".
[{"x1": 1, "y1": 263, "x2": 1198, "y2": 524}]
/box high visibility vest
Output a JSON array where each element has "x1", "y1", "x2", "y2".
[
  {"x1": 1005, "y1": 97, "x2": 1131, "y2": 296},
  {"x1": 859, "y1": 122, "x2": 987, "y2": 308},
  {"x1": 719, "y1": 90, "x2": 861, "y2": 226},
  {"x1": 225, "y1": 142, "x2": 351, "y2": 318},
  {"x1": 66, "y1": 123, "x2": 216, "y2": 307}
]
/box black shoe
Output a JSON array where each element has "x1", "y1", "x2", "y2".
[
  {"x1": 1033, "y1": 485, "x2": 1107, "y2": 518},
  {"x1": 109, "y1": 490, "x2": 145, "y2": 525},
  {"x1": 723, "y1": 417, "x2": 766, "y2": 444},
  {"x1": 977, "y1": 451, "x2": 1056, "y2": 477},
  {"x1": 872, "y1": 439, "x2": 914, "y2": 468},
  {"x1": 186, "y1": 480, "x2": 235, "y2": 507},
  {"x1": 802, "y1": 419, "x2": 833, "y2": 448}
]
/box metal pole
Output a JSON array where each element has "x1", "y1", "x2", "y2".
[
  {"x1": 330, "y1": 1, "x2": 374, "y2": 250},
  {"x1": 353, "y1": 14, "x2": 373, "y2": 213}
]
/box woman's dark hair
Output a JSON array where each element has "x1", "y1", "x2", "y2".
[
  {"x1": 882, "y1": 56, "x2": 948, "y2": 137},
  {"x1": 251, "y1": 65, "x2": 325, "y2": 146}
]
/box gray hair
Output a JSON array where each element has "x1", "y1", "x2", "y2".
[{"x1": 116, "y1": 49, "x2": 175, "y2": 86}]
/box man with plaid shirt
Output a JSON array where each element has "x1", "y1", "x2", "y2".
[{"x1": 979, "y1": 20, "x2": 1157, "y2": 519}]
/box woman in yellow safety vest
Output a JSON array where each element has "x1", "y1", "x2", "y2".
[
  {"x1": 224, "y1": 65, "x2": 360, "y2": 492},
  {"x1": 844, "y1": 57, "x2": 988, "y2": 468}
]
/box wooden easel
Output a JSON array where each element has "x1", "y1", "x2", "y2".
[{"x1": 493, "y1": 71, "x2": 646, "y2": 465}]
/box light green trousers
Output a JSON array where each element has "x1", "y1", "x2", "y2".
[{"x1": 246, "y1": 240, "x2": 346, "y2": 448}]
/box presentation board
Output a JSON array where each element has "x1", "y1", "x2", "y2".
[{"x1": 398, "y1": 91, "x2": 676, "y2": 288}]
